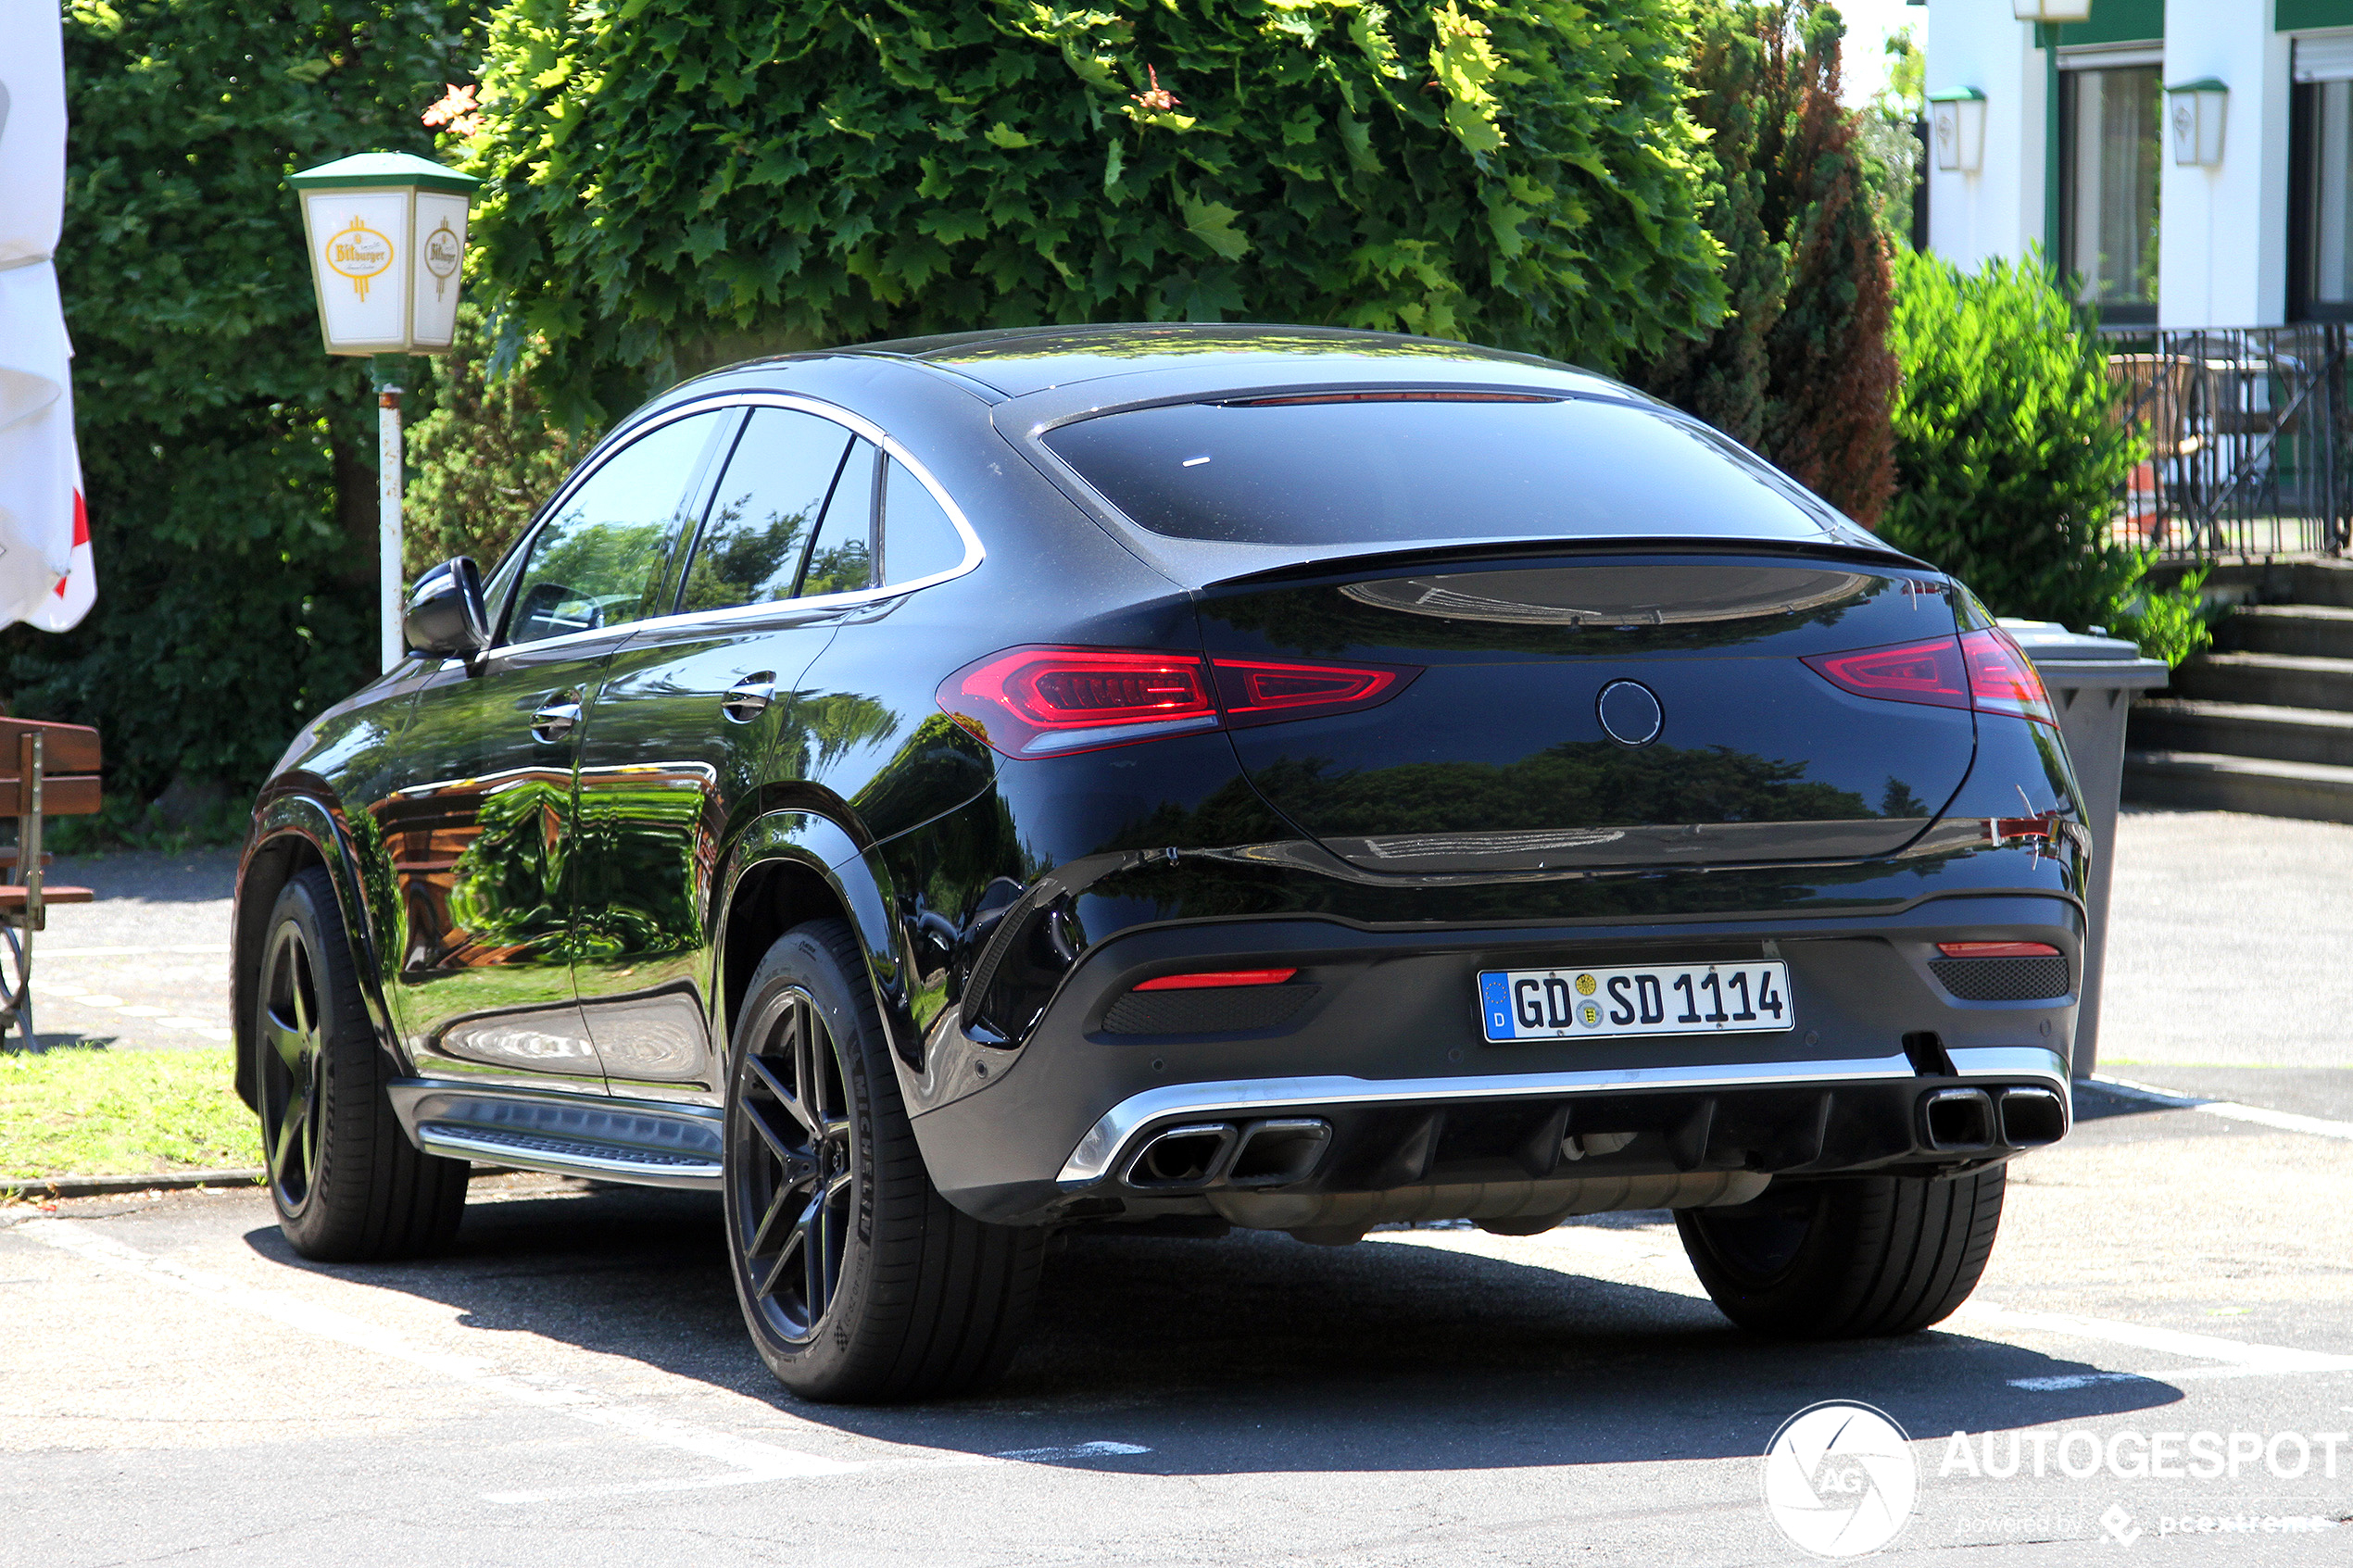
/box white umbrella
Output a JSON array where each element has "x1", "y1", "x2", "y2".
[{"x1": 0, "y1": 1, "x2": 94, "y2": 632}]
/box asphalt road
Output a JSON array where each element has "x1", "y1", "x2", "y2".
[
  {"x1": 3, "y1": 813, "x2": 2348, "y2": 1563},
  {"x1": 4, "y1": 1086, "x2": 2350, "y2": 1565}
]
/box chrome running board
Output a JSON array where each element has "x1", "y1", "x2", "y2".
[{"x1": 387, "y1": 1080, "x2": 724, "y2": 1191}]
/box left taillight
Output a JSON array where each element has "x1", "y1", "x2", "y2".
[{"x1": 940, "y1": 645, "x2": 1417, "y2": 759}]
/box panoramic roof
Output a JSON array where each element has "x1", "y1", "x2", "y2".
[{"x1": 852, "y1": 323, "x2": 1619, "y2": 400}]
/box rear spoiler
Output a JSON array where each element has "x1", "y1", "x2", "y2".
[{"x1": 1192, "y1": 535, "x2": 1944, "y2": 595}]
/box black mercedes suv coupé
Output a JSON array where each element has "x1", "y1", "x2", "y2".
[{"x1": 233, "y1": 325, "x2": 2084, "y2": 1401}]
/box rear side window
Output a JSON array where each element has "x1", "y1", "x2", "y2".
[
  {"x1": 678, "y1": 408, "x2": 855, "y2": 614},
  {"x1": 1039, "y1": 395, "x2": 1845, "y2": 547},
  {"x1": 508, "y1": 411, "x2": 723, "y2": 645},
  {"x1": 799, "y1": 439, "x2": 878, "y2": 598},
  {"x1": 878, "y1": 458, "x2": 966, "y2": 585}
]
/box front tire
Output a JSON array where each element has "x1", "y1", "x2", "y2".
[
  {"x1": 257, "y1": 867, "x2": 467, "y2": 1261},
  {"x1": 724, "y1": 919, "x2": 1042, "y2": 1403},
  {"x1": 1676, "y1": 1167, "x2": 2005, "y2": 1338}
]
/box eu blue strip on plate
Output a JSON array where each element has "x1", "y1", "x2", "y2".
[{"x1": 1478, "y1": 971, "x2": 1514, "y2": 1041}]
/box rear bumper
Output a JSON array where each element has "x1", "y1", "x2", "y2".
[{"x1": 906, "y1": 894, "x2": 2083, "y2": 1226}]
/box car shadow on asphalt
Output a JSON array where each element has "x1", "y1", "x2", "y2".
[{"x1": 239, "y1": 1183, "x2": 2185, "y2": 1474}]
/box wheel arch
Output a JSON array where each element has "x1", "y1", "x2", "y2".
[
  {"x1": 717, "y1": 810, "x2": 907, "y2": 1073},
  {"x1": 233, "y1": 791, "x2": 401, "y2": 1113}
]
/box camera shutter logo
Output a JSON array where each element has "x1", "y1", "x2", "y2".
[
  {"x1": 324, "y1": 217, "x2": 394, "y2": 302},
  {"x1": 1761, "y1": 1401, "x2": 1919, "y2": 1558}
]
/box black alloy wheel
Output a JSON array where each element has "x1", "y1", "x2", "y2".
[
  {"x1": 723, "y1": 920, "x2": 1043, "y2": 1402},
  {"x1": 258, "y1": 917, "x2": 327, "y2": 1211},
  {"x1": 252, "y1": 867, "x2": 468, "y2": 1261},
  {"x1": 727, "y1": 985, "x2": 856, "y2": 1343}
]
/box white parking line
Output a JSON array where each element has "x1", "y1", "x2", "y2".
[
  {"x1": 2093, "y1": 1075, "x2": 2353, "y2": 1142},
  {"x1": 33, "y1": 944, "x2": 233, "y2": 958},
  {"x1": 1957, "y1": 1299, "x2": 2353, "y2": 1380},
  {"x1": 11, "y1": 1220, "x2": 871, "y2": 1499}
]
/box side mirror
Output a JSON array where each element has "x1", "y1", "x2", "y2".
[{"x1": 404, "y1": 557, "x2": 491, "y2": 659}]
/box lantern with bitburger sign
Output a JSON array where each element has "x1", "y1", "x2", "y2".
[
  {"x1": 288, "y1": 151, "x2": 480, "y2": 671},
  {"x1": 288, "y1": 151, "x2": 478, "y2": 355}
]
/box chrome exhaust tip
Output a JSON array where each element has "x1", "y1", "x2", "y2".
[
  {"x1": 1122, "y1": 1123, "x2": 1238, "y2": 1190},
  {"x1": 1997, "y1": 1086, "x2": 2068, "y2": 1147},
  {"x1": 1920, "y1": 1087, "x2": 1997, "y2": 1152},
  {"x1": 1226, "y1": 1118, "x2": 1331, "y2": 1188}
]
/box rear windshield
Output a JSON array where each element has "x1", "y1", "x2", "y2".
[{"x1": 1039, "y1": 395, "x2": 1845, "y2": 547}]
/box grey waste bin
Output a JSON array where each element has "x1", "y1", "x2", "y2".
[{"x1": 1996, "y1": 621, "x2": 2170, "y2": 1081}]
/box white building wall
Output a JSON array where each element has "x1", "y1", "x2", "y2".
[
  {"x1": 1925, "y1": 0, "x2": 2048, "y2": 272},
  {"x1": 2158, "y1": 1, "x2": 2292, "y2": 328}
]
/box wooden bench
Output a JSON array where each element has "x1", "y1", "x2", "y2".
[{"x1": 0, "y1": 718, "x2": 103, "y2": 1047}]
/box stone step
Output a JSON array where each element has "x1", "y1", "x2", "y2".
[
  {"x1": 2128, "y1": 697, "x2": 2353, "y2": 769},
  {"x1": 2289, "y1": 559, "x2": 2353, "y2": 608},
  {"x1": 2169, "y1": 651, "x2": 2353, "y2": 712},
  {"x1": 2124, "y1": 750, "x2": 2353, "y2": 823},
  {"x1": 2216, "y1": 604, "x2": 2353, "y2": 659}
]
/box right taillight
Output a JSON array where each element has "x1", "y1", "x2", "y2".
[
  {"x1": 940, "y1": 645, "x2": 1418, "y2": 759},
  {"x1": 1960, "y1": 627, "x2": 2059, "y2": 727},
  {"x1": 1803, "y1": 628, "x2": 2058, "y2": 728}
]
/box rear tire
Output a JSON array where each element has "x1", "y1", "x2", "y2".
[
  {"x1": 724, "y1": 919, "x2": 1042, "y2": 1403},
  {"x1": 1676, "y1": 1167, "x2": 2005, "y2": 1338},
  {"x1": 256, "y1": 866, "x2": 468, "y2": 1261}
]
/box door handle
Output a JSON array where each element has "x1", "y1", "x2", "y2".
[
  {"x1": 722, "y1": 672, "x2": 776, "y2": 724},
  {"x1": 530, "y1": 697, "x2": 583, "y2": 743}
]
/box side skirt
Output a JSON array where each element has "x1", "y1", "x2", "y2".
[{"x1": 385, "y1": 1080, "x2": 724, "y2": 1191}]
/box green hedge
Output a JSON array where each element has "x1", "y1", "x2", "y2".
[
  {"x1": 3, "y1": 0, "x2": 472, "y2": 813},
  {"x1": 460, "y1": 0, "x2": 1730, "y2": 426},
  {"x1": 1879, "y1": 248, "x2": 2145, "y2": 635}
]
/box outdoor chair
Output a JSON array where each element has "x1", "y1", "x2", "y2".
[{"x1": 0, "y1": 717, "x2": 101, "y2": 1048}]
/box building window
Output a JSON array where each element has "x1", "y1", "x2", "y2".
[
  {"x1": 2058, "y1": 65, "x2": 2162, "y2": 322},
  {"x1": 2292, "y1": 48, "x2": 2353, "y2": 322}
]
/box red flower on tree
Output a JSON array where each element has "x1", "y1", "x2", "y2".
[{"x1": 422, "y1": 83, "x2": 482, "y2": 138}]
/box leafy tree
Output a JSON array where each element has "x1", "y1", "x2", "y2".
[
  {"x1": 1632, "y1": 0, "x2": 1896, "y2": 526},
  {"x1": 1879, "y1": 247, "x2": 2145, "y2": 634},
  {"x1": 457, "y1": 0, "x2": 1730, "y2": 427},
  {"x1": 1854, "y1": 22, "x2": 1923, "y2": 254},
  {"x1": 405, "y1": 303, "x2": 592, "y2": 578},
  {"x1": 6, "y1": 0, "x2": 472, "y2": 804}
]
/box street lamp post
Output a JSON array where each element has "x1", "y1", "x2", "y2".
[{"x1": 286, "y1": 151, "x2": 480, "y2": 671}]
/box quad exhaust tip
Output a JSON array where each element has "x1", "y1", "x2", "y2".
[
  {"x1": 1919, "y1": 1085, "x2": 2070, "y2": 1152},
  {"x1": 1123, "y1": 1118, "x2": 1331, "y2": 1191}
]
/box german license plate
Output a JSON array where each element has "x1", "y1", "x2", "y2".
[{"x1": 1478, "y1": 962, "x2": 1793, "y2": 1043}]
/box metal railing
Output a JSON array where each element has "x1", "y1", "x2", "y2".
[{"x1": 2102, "y1": 324, "x2": 2353, "y2": 560}]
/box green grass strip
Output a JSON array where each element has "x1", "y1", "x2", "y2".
[{"x1": 0, "y1": 1047, "x2": 261, "y2": 1180}]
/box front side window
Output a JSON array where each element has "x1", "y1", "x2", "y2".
[
  {"x1": 678, "y1": 408, "x2": 856, "y2": 613},
  {"x1": 2058, "y1": 65, "x2": 2162, "y2": 319},
  {"x1": 508, "y1": 411, "x2": 723, "y2": 645}
]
